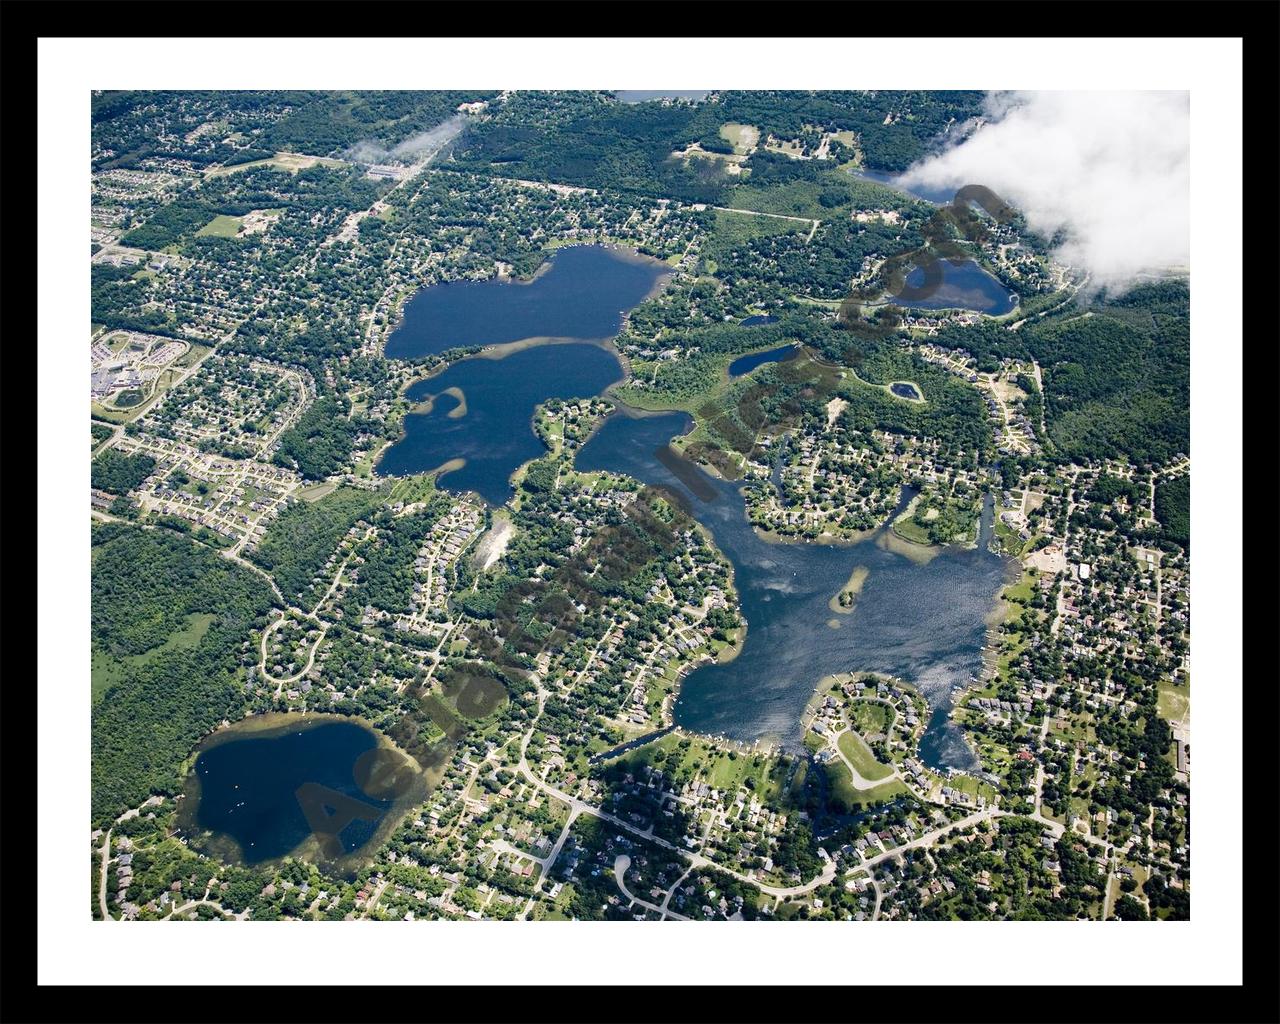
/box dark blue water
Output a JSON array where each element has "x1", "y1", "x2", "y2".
[
  {"x1": 739, "y1": 314, "x2": 779, "y2": 327},
  {"x1": 384, "y1": 245, "x2": 669, "y2": 359},
  {"x1": 894, "y1": 260, "x2": 1018, "y2": 316},
  {"x1": 192, "y1": 720, "x2": 391, "y2": 865},
  {"x1": 377, "y1": 342, "x2": 624, "y2": 505},
  {"x1": 728, "y1": 343, "x2": 799, "y2": 378},
  {"x1": 575, "y1": 409, "x2": 1010, "y2": 770},
  {"x1": 890, "y1": 382, "x2": 922, "y2": 400}
]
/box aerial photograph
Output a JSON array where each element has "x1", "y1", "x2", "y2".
[{"x1": 87, "y1": 88, "x2": 1191, "y2": 924}]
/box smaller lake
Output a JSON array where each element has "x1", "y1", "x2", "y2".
[
  {"x1": 377, "y1": 342, "x2": 624, "y2": 505},
  {"x1": 739, "y1": 314, "x2": 779, "y2": 327},
  {"x1": 384, "y1": 245, "x2": 670, "y2": 360},
  {"x1": 894, "y1": 260, "x2": 1018, "y2": 316},
  {"x1": 182, "y1": 715, "x2": 424, "y2": 872},
  {"x1": 890, "y1": 382, "x2": 922, "y2": 400},
  {"x1": 728, "y1": 343, "x2": 800, "y2": 379}
]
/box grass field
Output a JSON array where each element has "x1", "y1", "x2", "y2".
[
  {"x1": 719, "y1": 123, "x2": 760, "y2": 155},
  {"x1": 824, "y1": 758, "x2": 908, "y2": 810},
  {"x1": 205, "y1": 152, "x2": 347, "y2": 178},
  {"x1": 195, "y1": 214, "x2": 244, "y2": 238},
  {"x1": 174, "y1": 342, "x2": 210, "y2": 369},
  {"x1": 90, "y1": 402, "x2": 134, "y2": 425},
  {"x1": 296, "y1": 481, "x2": 339, "y2": 503},
  {"x1": 1157, "y1": 676, "x2": 1190, "y2": 724},
  {"x1": 941, "y1": 772, "x2": 999, "y2": 804},
  {"x1": 891, "y1": 514, "x2": 934, "y2": 546},
  {"x1": 999, "y1": 569, "x2": 1038, "y2": 625},
  {"x1": 992, "y1": 514, "x2": 1027, "y2": 557},
  {"x1": 91, "y1": 612, "x2": 215, "y2": 704},
  {"x1": 611, "y1": 731, "x2": 785, "y2": 804},
  {"x1": 704, "y1": 208, "x2": 808, "y2": 263},
  {"x1": 850, "y1": 700, "x2": 892, "y2": 737},
  {"x1": 837, "y1": 730, "x2": 894, "y2": 781}
]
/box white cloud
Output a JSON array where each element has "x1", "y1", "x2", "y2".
[
  {"x1": 344, "y1": 114, "x2": 467, "y2": 166},
  {"x1": 897, "y1": 91, "x2": 1189, "y2": 292}
]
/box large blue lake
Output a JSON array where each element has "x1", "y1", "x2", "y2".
[
  {"x1": 377, "y1": 342, "x2": 624, "y2": 505},
  {"x1": 384, "y1": 244, "x2": 670, "y2": 359},
  {"x1": 185, "y1": 717, "x2": 415, "y2": 869},
  {"x1": 575, "y1": 410, "x2": 1011, "y2": 770},
  {"x1": 373, "y1": 242, "x2": 1011, "y2": 772}
]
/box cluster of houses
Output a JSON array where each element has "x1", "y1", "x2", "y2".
[
  {"x1": 386, "y1": 500, "x2": 483, "y2": 636},
  {"x1": 747, "y1": 430, "x2": 905, "y2": 539}
]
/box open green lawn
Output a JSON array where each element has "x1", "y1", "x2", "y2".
[
  {"x1": 998, "y1": 569, "x2": 1039, "y2": 628},
  {"x1": 91, "y1": 612, "x2": 215, "y2": 704},
  {"x1": 824, "y1": 758, "x2": 907, "y2": 810},
  {"x1": 837, "y1": 731, "x2": 894, "y2": 781},
  {"x1": 296, "y1": 480, "x2": 339, "y2": 503},
  {"x1": 174, "y1": 343, "x2": 211, "y2": 369},
  {"x1": 610, "y1": 731, "x2": 783, "y2": 803},
  {"x1": 1156, "y1": 676, "x2": 1190, "y2": 724},
  {"x1": 891, "y1": 514, "x2": 933, "y2": 546},
  {"x1": 992, "y1": 515, "x2": 1027, "y2": 557},
  {"x1": 850, "y1": 701, "x2": 892, "y2": 737},
  {"x1": 195, "y1": 214, "x2": 244, "y2": 238},
  {"x1": 91, "y1": 645, "x2": 126, "y2": 703},
  {"x1": 942, "y1": 772, "x2": 999, "y2": 804}
]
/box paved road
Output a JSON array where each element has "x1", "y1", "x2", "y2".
[
  {"x1": 829, "y1": 729, "x2": 902, "y2": 791},
  {"x1": 515, "y1": 711, "x2": 837, "y2": 901},
  {"x1": 97, "y1": 829, "x2": 112, "y2": 921},
  {"x1": 613, "y1": 855, "x2": 690, "y2": 921},
  {"x1": 853, "y1": 807, "x2": 1003, "y2": 875}
]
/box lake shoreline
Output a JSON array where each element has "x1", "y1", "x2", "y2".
[{"x1": 176, "y1": 711, "x2": 430, "y2": 878}]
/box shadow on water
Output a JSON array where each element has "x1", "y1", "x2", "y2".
[{"x1": 178, "y1": 713, "x2": 429, "y2": 878}]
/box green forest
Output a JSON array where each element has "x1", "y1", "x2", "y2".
[
  {"x1": 447, "y1": 90, "x2": 983, "y2": 204},
  {"x1": 272, "y1": 396, "x2": 366, "y2": 480},
  {"x1": 933, "y1": 281, "x2": 1190, "y2": 465},
  {"x1": 249, "y1": 486, "x2": 380, "y2": 606},
  {"x1": 1154, "y1": 474, "x2": 1189, "y2": 549},
  {"x1": 91, "y1": 524, "x2": 274, "y2": 822},
  {"x1": 91, "y1": 450, "x2": 155, "y2": 494}
]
